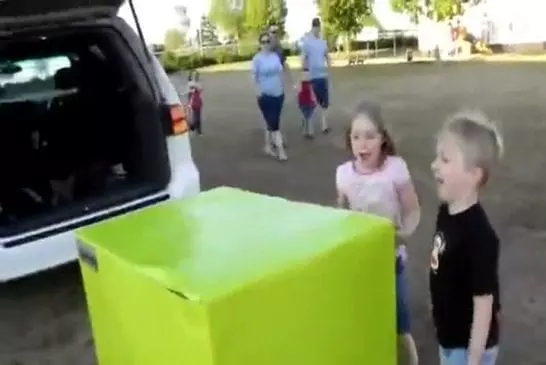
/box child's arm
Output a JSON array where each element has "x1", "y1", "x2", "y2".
[
  {"x1": 336, "y1": 191, "x2": 348, "y2": 209},
  {"x1": 468, "y1": 295, "x2": 493, "y2": 365},
  {"x1": 397, "y1": 181, "x2": 420, "y2": 237},
  {"x1": 394, "y1": 159, "x2": 420, "y2": 237},
  {"x1": 467, "y1": 235, "x2": 498, "y2": 365},
  {"x1": 310, "y1": 86, "x2": 318, "y2": 105},
  {"x1": 335, "y1": 165, "x2": 349, "y2": 208}
]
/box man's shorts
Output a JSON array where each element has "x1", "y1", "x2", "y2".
[{"x1": 310, "y1": 77, "x2": 329, "y2": 109}]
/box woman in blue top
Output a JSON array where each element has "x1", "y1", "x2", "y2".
[{"x1": 252, "y1": 31, "x2": 287, "y2": 161}]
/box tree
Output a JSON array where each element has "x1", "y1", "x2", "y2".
[
  {"x1": 196, "y1": 15, "x2": 221, "y2": 47},
  {"x1": 209, "y1": 0, "x2": 246, "y2": 39},
  {"x1": 164, "y1": 29, "x2": 186, "y2": 51},
  {"x1": 315, "y1": 0, "x2": 373, "y2": 51},
  {"x1": 390, "y1": 0, "x2": 421, "y2": 23},
  {"x1": 391, "y1": 0, "x2": 462, "y2": 22},
  {"x1": 432, "y1": 0, "x2": 462, "y2": 20},
  {"x1": 243, "y1": 0, "x2": 268, "y2": 36},
  {"x1": 266, "y1": 0, "x2": 288, "y2": 38},
  {"x1": 174, "y1": 5, "x2": 191, "y2": 34}
]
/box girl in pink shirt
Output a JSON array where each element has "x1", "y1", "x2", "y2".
[{"x1": 336, "y1": 101, "x2": 421, "y2": 365}]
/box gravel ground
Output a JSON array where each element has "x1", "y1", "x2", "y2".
[{"x1": 2, "y1": 62, "x2": 546, "y2": 365}]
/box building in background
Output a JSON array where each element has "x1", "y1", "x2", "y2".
[{"x1": 483, "y1": 0, "x2": 546, "y2": 48}]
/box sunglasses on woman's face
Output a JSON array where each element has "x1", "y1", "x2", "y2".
[{"x1": 260, "y1": 39, "x2": 270, "y2": 44}]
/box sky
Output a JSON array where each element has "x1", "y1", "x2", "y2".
[{"x1": 119, "y1": 0, "x2": 319, "y2": 44}]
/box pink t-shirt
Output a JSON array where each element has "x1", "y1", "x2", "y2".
[{"x1": 336, "y1": 155, "x2": 411, "y2": 229}]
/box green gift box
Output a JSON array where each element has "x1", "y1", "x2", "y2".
[{"x1": 77, "y1": 187, "x2": 396, "y2": 365}]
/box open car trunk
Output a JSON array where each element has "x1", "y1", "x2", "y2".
[
  {"x1": 0, "y1": 0, "x2": 124, "y2": 19},
  {"x1": 0, "y1": 21, "x2": 170, "y2": 240}
]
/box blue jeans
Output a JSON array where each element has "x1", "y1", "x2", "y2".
[
  {"x1": 257, "y1": 94, "x2": 284, "y2": 131},
  {"x1": 299, "y1": 105, "x2": 315, "y2": 120},
  {"x1": 439, "y1": 346, "x2": 499, "y2": 365},
  {"x1": 396, "y1": 257, "x2": 411, "y2": 334}
]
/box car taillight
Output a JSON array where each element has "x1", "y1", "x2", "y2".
[{"x1": 169, "y1": 104, "x2": 189, "y2": 135}]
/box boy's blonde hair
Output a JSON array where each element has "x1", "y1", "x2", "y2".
[{"x1": 440, "y1": 110, "x2": 504, "y2": 185}]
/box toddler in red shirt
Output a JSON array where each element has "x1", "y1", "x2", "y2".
[
  {"x1": 187, "y1": 70, "x2": 203, "y2": 135},
  {"x1": 298, "y1": 68, "x2": 316, "y2": 139}
]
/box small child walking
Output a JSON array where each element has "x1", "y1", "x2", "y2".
[
  {"x1": 187, "y1": 70, "x2": 203, "y2": 135},
  {"x1": 430, "y1": 111, "x2": 503, "y2": 365},
  {"x1": 298, "y1": 69, "x2": 316, "y2": 139},
  {"x1": 335, "y1": 101, "x2": 421, "y2": 365}
]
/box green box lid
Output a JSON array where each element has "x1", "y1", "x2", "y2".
[{"x1": 76, "y1": 187, "x2": 391, "y2": 302}]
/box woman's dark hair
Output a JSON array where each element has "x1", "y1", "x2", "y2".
[{"x1": 345, "y1": 100, "x2": 397, "y2": 160}]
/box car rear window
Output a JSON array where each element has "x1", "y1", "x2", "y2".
[{"x1": 0, "y1": 56, "x2": 72, "y2": 103}]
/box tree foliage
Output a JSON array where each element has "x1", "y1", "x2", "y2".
[
  {"x1": 391, "y1": 0, "x2": 462, "y2": 22},
  {"x1": 174, "y1": 5, "x2": 191, "y2": 33},
  {"x1": 243, "y1": 0, "x2": 269, "y2": 36},
  {"x1": 432, "y1": 0, "x2": 461, "y2": 21},
  {"x1": 196, "y1": 15, "x2": 221, "y2": 47},
  {"x1": 315, "y1": 0, "x2": 336, "y2": 42},
  {"x1": 209, "y1": 0, "x2": 288, "y2": 40},
  {"x1": 164, "y1": 29, "x2": 186, "y2": 51},
  {"x1": 315, "y1": 0, "x2": 372, "y2": 49},
  {"x1": 209, "y1": 0, "x2": 246, "y2": 38},
  {"x1": 266, "y1": 0, "x2": 288, "y2": 38},
  {"x1": 390, "y1": 0, "x2": 421, "y2": 23}
]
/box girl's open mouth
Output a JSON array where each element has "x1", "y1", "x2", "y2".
[{"x1": 358, "y1": 152, "x2": 371, "y2": 160}]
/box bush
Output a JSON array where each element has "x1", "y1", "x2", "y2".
[
  {"x1": 160, "y1": 51, "x2": 181, "y2": 74},
  {"x1": 160, "y1": 48, "x2": 257, "y2": 73},
  {"x1": 159, "y1": 44, "x2": 295, "y2": 73},
  {"x1": 213, "y1": 49, "x2": 238, "y2": 64}
]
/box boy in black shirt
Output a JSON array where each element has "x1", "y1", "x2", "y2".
[{"x1": 430, "y1": 111, "x2": 503, "y2": 365}]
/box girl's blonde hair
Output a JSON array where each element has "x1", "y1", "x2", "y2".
[
  {"x1": 440, "y1": 109, "x2": 504, "y2": 185},
  {"x1": 345, "y1": 100, "x2": 397, "y2": 164}
]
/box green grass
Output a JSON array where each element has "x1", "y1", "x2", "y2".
[
  {"x1": 199, "y1": 56, "x2": 300, "y2": 73},
  {"x1": 198, "y1": 52, "x2": 546, "y2": 73}
]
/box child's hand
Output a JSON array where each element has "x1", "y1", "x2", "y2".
[{"x1": 397, "y1": 244, "x2": 408, "y2": 263}]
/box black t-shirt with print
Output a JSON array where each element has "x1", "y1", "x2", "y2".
[{"x1": 429, "y1": 203, "x2": 501, "y2": 349}]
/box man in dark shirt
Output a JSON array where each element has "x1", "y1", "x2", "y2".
[{"x1": 430, "y1": 111, "x2": 503, "y2": 365}]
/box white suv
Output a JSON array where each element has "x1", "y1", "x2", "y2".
[{"x1": 0, "y1": 0, "x2": 200, "y2": 281}]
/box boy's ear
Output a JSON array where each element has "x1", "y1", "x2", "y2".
[{"x1": 469, "y1": 165, "x2": 485, "y2": 186}]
